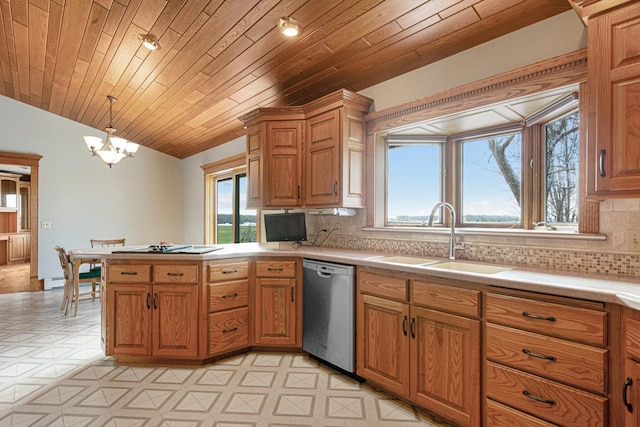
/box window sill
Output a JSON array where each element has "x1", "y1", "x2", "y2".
[{"x1": 362, "y1": 226, "x2": 607, "y2": 241}]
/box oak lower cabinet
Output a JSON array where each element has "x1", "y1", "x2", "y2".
[
  {"x1": 356, "y1": 268, "x2": 481, "y2": 426},
  {"x1": 206, "y1": 259, "x2": 250, "y2": 356},
  {"x1": 8, "y1": 233, "x2": 27, "y2": 262},
  {"x1": 485, "y1": 292, "x2": 608, "y2": 426},
  {"x1": 105, "y1": 262, "x2": 199, "y2": 359},
  {"x1": 623, "y1": 314, "x2": 640, "y2": 425},
  {"x1": 253, "y1": 259, "x2": 300, "y2": 346}
]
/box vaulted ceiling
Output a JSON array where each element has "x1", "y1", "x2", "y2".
[{"x1": 0, "y1": 0, "x2": 572, "y2": 159}]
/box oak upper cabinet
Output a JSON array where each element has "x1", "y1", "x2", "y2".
[
  {"x1": 253, "y1": 259, "x2": 299, "y2": 346},
  {"x1": 239, "y1": 89, "x2": 372, "y2": 209},
  {"x1": 304, "y1": 91, "x2": 371, "y2": 207},
  {"x1": 106, "y1": 262, "x2": 199, "y2": 359},
  {"x1": 586, "y1": 2, "x2": 640, "y2": 196}
]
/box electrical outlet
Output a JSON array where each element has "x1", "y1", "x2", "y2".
[
  {"x1": 628, "y1": 231, "x2": 640, "y2": 252},
  {"x1": 41, "y1": 220, "x2": 52, "y2": 229}
]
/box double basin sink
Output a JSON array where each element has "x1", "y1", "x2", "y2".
[{"x1": 366, "y1": 255, "x2": 511, "y2": 275}]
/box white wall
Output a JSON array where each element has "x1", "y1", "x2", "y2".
[
  {"x1": 180, "y1": 136, "x2": 245, "y2": 244},
  {"x1": 359, "y1": 11, "x2": 587, "y2": 111},
  {"x1": 0, "y1": 95, "x2": 183, "y2": 280}
]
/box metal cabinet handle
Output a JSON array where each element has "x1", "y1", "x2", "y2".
[
  {"x1": 402, "y1": 315, "x2": 408, "y2": 336},
  {"x1": 222, "y1": 327, "x2": 238, "y2": 333},
  {"x1": 522, "y1": 390, "x2": 556, "y2": 405},
  {"x1": 146, "y1": 293, "x2": 151, "y2": 310},
  {"x1": 333, "y1": 181, "x2": 338, "y2": 196},
  {"x1": 268, "y1": 267, "x2": 283, "y2": 271},
  {"x1": 522, "y1": 311, "x2": 556, "y2": 322},
  {"x1": 522, "y1": 348, "x2": 556, "y2": 361},
  {"x1": 221, "y1": 293, "x2": 238, "y2": 299},
  {"x1": 121, "y1": 271, "x2": 138, "y2": 276},
  {"x1": 222, "y1": 269, "x2": 238, "y2": 274},
  {"x1": 167, "y1": 272, "x2": 184, "y2": 277},
  {"x1": 599, "y1": 149, "x2": 606, "y2": 177},
  {"x1": 291, "y1": 287, "x2": 294, "y2": 302},
  {"x1": 153, "y1": 293, "x2": 158, "y2": 310},
  {"x1": 297, "y1": 185, "x2": 301, "y2": 199},
  {"x1": 410, "y1": 317, "x2": 416, "y2": 338},
  {"x1": 624, "y1": 377, "x2": 634, "y2": 413}
]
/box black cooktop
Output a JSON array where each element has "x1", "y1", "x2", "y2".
[{"x1": 113, "y1": 245, "x2": 222, "y2": 254}]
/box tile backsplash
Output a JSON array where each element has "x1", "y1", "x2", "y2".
[{"x1": 306, "y1": 198, "x2": 640, "y2": 278}]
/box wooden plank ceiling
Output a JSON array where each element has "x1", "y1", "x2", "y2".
[{"x1": 0, "y1": 0, "x2": 571, "y2": 159}]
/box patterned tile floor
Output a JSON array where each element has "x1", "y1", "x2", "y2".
[{"x1": 0, "y1": 290, "x2": 451, "y2": 427}]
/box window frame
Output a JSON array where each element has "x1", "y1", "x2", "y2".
[
  {"x1": 202, "y1": 154, "x2": 260, "y2": 245},
  {"x1": 382, "y1": 102, "x2": 581, "y2": 231}
]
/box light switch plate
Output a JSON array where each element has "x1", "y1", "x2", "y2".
[{"x1": 627, "y1": 231, "x2": 640, "y2": 252}]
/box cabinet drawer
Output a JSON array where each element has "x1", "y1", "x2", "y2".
[
  {"x1": 358, "y1": 270, "x2": 408, "y2": 301},
  {"x1": 486, "y1": 293, "x2": 607, "y2": 346},
  {"x1": 486, "y1": 362, "x2": 606, "y2": 427},
  {"x1": 486, "y1": 399, "x2": 556, "y2": 427},
  {"x1": 153, "y1": 265, "x2": 198, "y2": 283},
  {"x1": 208, "y1": 261, "x2": 249, "y2": 282},
  {"x1": 208, "y1": 281, "x2": 248, "y2": 313},
  {"x1": 208, "y1": 307, "x2": 249, "y2": 356},
  {"x1": 255, "y1": 260, "x2": 296, "y2": 278},
  {"x1": 107, "y1": 264, "x2": 151, "y2": 283},
  {"x1": 486, "y1": 323, "x2": 607, "y2": 393},
  {"x1": 412, "y1": 279, "x2": 480, "y2": 318}
]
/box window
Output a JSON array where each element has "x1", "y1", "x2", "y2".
[
  {"x1": 383, "y1": 92, "x2": 580, "y2": 231},
  {"x1": 386, "y1": 137, "x2": 444, "y2": 225},
  {"x1": 203, "y1": 154, "x2": 258, "y2": 245},
  {"x1": 212, "y1": 171, "x2": 257, "y2": 244},
  {"x1": 459, "y1": 129, "x2": 522, "y2": 225},
  {"x1": 544, "y1": 110, "x2": 579, "y2": 224}
]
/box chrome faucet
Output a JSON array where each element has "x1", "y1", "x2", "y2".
[{"x1": 427, "y1": 202, "x2": 464, "y2": 260}]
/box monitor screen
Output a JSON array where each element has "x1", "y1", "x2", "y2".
[{"x1": 264, "y1": 212, "x2": 307, "y2": 242}]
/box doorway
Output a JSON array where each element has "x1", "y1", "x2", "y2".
[{"x1": 0, "y1": 151, "x2": 41, "y2": 293}]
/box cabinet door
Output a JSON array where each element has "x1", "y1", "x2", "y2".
[
  {"x1": 254, "y1": 277, "x2": 297, "y2": 346},
  {"x1": 625, "y1": 358, "x2": 640, "y2": 427},
  {"x1": 8, "y1": 234, "x2": 25, "y2": 262},
  {"x1": 306, "y1": 109, "x2": 340, "y2": 206},
  {"x1": 356, "y1": 293, "x2": 410, "y2": 397},
  {"x1": 410, "y1": 306, "x2": 480, "y2": 427},
  {"x1": 107, "y1": 284, "x2": 152, "y2": 356},
  {"x1": 152, "y1": 284, "x2": 199, "y2": 358},
  {"x1": 265, "y1": 121, "x2": 303, "y2": 207},
  {"x1": 587, "y1": 2, "x2": 640, "y2": 195}
]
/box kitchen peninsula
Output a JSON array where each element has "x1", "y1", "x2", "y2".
[{"x1": 76, "y1": 243, "x2": 640, "y2": 427}]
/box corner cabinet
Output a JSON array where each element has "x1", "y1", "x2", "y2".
[
  {"x1": 239, "y1": 89, "x2": 372, "y2": 209},
  {"x1": 586, "y1": 1, "x2": 640, "y2": 196}
]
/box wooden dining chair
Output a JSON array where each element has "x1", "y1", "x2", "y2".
[
  {"x1": 88, "y1": 239, "x2": 125, "y2": 299},
  {"x1": 54, "y1": 246, "x2": 101, "y2": 316}
]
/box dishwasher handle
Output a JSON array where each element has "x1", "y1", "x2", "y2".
[{"x1": 316, "y1": 271, "x2": 333, "y2": 278}]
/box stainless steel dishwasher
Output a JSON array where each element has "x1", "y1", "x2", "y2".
[{"x1": 302, "y1": 259, "x2": 355, "y2": 373}]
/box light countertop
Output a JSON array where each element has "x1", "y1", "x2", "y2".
[{"x1": 70, "y1": 242, "x2": 640, "y2": 309}]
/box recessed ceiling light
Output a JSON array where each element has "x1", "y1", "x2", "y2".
[
  {"x1": 278, "y1": 17, "x2": 302, "y2": 37},
  {"x1": 138, "y1": 34, "x2": 161, "y2": 51}
]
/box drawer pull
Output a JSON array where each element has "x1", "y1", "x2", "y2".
[
  {"x1": 222, "y1": 327, "x2": 238, "y2": 333},
  {"x1": 222, "y1": 269, "x2": 238, "y2": 274},
  {"x1": 522, "y1": 311, "x2": 556, "y2": 322},
  {"x1": 167, "y1": 272, "x2": 184, "y2": 277},
  {"x1": 120, "y1": 271, "x2": 138, "y2": 276},
  {"x1": 624, "y1": 377, "x2": 634, "y2": 413},
  {"x1": 522, "y1": 348, "x2": 556, "y2": 361},
  {"x1": 267, "y1": 267, "x2": 284, "y2": 271},
  {"x1": 522, "y1": 390, "x2": 556, "y2": 406},
  {"x1": 221, "y1": 293, "x2": 238, "y2": 299}
]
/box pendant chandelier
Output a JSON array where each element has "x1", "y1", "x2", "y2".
[{"x1": 83, "y1": 95, "x2": 139, "y2": 168}]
